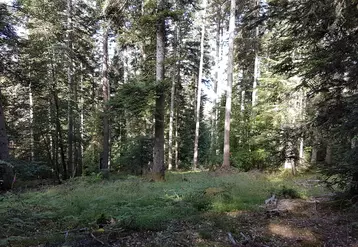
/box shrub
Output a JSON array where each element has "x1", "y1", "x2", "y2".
[
  {"x1": 12, "y1": 161, "x2": 52, "y2": 180},
  {"x1": 116, "y1": 136, "x2": 153, "y2": 175}
]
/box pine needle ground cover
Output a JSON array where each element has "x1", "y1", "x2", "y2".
[{"x1": 0, "y1": 172, "x2": 328, "y2": 246}]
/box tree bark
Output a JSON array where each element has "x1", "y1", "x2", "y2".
[
  {"x1": 252, "y1": 50, "x2": 259, "y2": 107},
  {"x1": 311, "y1": 146, "x2": 317, "y2": 164},
  {"x1": 299, "y1": 137, "x2": 304, "y2": 165},
  {"x1": 49, "y1": 93, "x2": 60, "y2": 183},
  {"x1": 251, "y1": 0, "x2": 260, "y2": 108},
  {"x1": 168, "y1": 21, "x2": 178, "y2": 171},
  {"x1": 211, "y1": 17, "x2": 221, "y2": 162},
  {"x1": 174, "y1": 108, "x2": 179, "y2": 169},
  {"x1": 325, "y1": 143, "x2": 332, "y2": 165},
  {"x1": 222, "y1": 0, "x2": 236, "y2": 168},
  {"x1": 101, "y1": 24, "x2": 110, "y2": 173},
  {"x1": 152, "y1": 0, "x2": 166, "y2": 181},
  {"x1": 193, "y1": 0, "x2": 207, "y2": 170},
  {"x1": 77, "y1": 64, "x2": 84, "y2": 176},
  {"x1": 29, "y1": 82, "x2": 35, "y2": 161},
  {"x1": 50, "y1": 59, "x2": 67, "y2": 180},
  {"x1": 67, "y1": 0, "x2": 74, "y2": 177}
]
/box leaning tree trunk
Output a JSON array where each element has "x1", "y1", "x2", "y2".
[
  {"x1": 193, "y1": 0, "x2": 207, "y2": 170},
  {"x1": 152, "y1": 0, "x2": 166, "y2": 181},
  {"x1": 222, "y1": 0, "x2": 236, "y2": 168},
  {"x1": 101, "y1": 24, "x2": 110, "y2": 174}
]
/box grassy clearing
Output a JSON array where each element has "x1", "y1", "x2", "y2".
[{"x1": 0, "y1": 171, "x2": 327, "y2": 246}]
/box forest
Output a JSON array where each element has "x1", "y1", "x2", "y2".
[{"x1": 1, "y1": 0, "x2": 358, "y2": 246}]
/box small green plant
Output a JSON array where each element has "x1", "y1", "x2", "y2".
[
  {"x1": 276, "y1": 186, "x2": 301, "y2": 199},
  {"x1": 186, "y1": 192, "x2": 212, "y2": 212}
]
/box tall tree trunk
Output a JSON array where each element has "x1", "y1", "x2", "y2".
[
  {"x1": 174, "y1": 108, "x2": 179, "y2": 169},
  {"x1": 252, "y1": 49, "x2": 259, "y2": 108},
  {"x1": 73, "y1": 69, "x2": 79, "y2": 176},
  {"x1": 0, "y1": 89, "x2": 9, "y2": 160},
  {"x1": 29, "y1": 82, "x2": 34, "y2": 161},
  {"x1": 101, "y1": 24, "x2": 110, "y2": 173},
  {"x1": 50, "y1": 60, "x2": 67, "y2": 180},
  {"x1": 311, "y1": 146, "x2": 317, "y2": 164},
  {"x1": 67, "y1": 0, "x2": 74, "y2": 177},
  {"x1": 251, "y1": 0, "x2": 260, "y2": 108},
  {"x1": 325, "y1": 143, "x2": 332, "y2": 165},
  {"x1": 49, "y1": 94, "x2": 60, "y2": 183},
  {"x1": 299, "y1": 137, "x2": 304, "y2": 164},
  {"x1": 152, "y1": 0, "x2": 166, "y2": 181},
  {"x1": 222, "y1": 0, "x2": 236, "y2": 168},
  {"x1": 53, "y1": 88, "x2": 67, "y2": 180},
  {"x1": 193, "y1": 0, "x2": 207, "y2": 170},
  {"x1": 79, "y1": 65, "x2": 84, "y2": 176},
  {"x1": 211, "y1": 18, "x2": 221, "y2": 162},
  {"x1": 168, "y1": 23, "x2": 178, "y2": 171}
]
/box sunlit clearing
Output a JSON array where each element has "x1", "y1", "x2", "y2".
[{"x1": 269, "y1": 223, "x2": 317, "y2": 242}]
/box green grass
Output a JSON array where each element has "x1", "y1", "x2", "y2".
[{"x1": 0, "y1": 171, "x2": 327, "y2": 246}]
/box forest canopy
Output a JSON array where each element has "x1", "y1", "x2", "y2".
[{"x1": 0, "y1": 0, "x2": 357, "y2": 195}]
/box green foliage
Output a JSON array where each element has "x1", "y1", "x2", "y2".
[
  {"x1": 186, "y1": 192, "x2": 212, "y2": 211},
  {"x1": 111, "y1": 82, "x2": 156, "y2": 119},
  {"x1": 115, "y1": 136, "x2": 153, "y2": 175},
  {"x1": 274, "y1": 185, "x2": 301, "y2": 199},
  {"x1": 266, "y1": 0, "x2": 358, "y2": 194},
  {"x1": 0, "y1": 172, "x2": 327, "y2": 245},
  {"x1": 13, "y1": 161, "x2": 53, "y2": 180},
  {"x1": 83, "y1": 143, "x2": 100, "y2": 176}
]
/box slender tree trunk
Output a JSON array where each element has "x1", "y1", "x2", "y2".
[
  {"x1": 252, "y1": 0, "x2": 260, "y2": 108},
  {"x1": 53, "y1": 88, "x2": 67, "y2": 180},
  {"x1": 168, "y1": 23, "x2": 178, "y2": 171},
  {"x1": 73, "y1": 69, "x2": 79, "y2": 176},
  {"x1": 67, "y1": 0, "x2": 74, "y2": 177},
  {"x1": 101, "y1": 24, "x2": 110, "y2": 173},
  {"x1": 49, "y1": 94, "x2": 60, "y2": 183},
  {"x1": 29, "y1": 82, "x2": 35, "y2": 161},
  {"x1": 0, "y1": 89, "x2": 9, "y2": 160},
  {"x1": 310, "y1": 124, "x2": 318, "y2": 165},
  {"x1": 311, "y1": 146, "x2": 317, "y2": 164},
  {"x1": 175, "y1": 108, "x2": 179, "y2": 169},
  {"x1": 325, "y1": 143, "x2": 332, "y2": 165},
  {"x1": 241, "y1": 90, "x2": 245, "y2": 112},
  {"x1": 79, "y1": 65, "x2": 84, "y2": 176},
  {"x1": 252, "y1": 49, "x2": 259, "y2": 107},
  {"x1": 50, "y1": 60, "x2": 67, "y2": 179},
  {"x1": 222, "y1": 0, "x2": 236, "y2": 168},
  {"x1": 299, "y1": 137, "x2": 304, "y2": 165},
  {"x1": 152, "y1": 0, "x2": 166, "y2": 181},
  {"x1": 193, "y1": 0, "x2": 207, "y2": 170},
  {"x1": 211, "y1": 19, "x2": 221, "y2": 161}
]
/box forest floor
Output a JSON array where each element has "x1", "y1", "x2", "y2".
[{"x1": 1, "y1": 170, "x2": 358, "y2": 247}]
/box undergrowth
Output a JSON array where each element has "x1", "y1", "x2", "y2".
[{"x1": 0, "y1": 171, "x2": 326, "y2": 246}]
